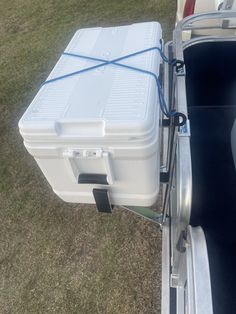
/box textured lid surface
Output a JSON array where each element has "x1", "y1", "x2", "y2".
[{"x1": 19, "y1": 22, "x2": 162, "y2": 142}]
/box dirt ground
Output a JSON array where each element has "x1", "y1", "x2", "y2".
[{"x1": 0, "y1": 1, "x2": 176, "y2": 313}]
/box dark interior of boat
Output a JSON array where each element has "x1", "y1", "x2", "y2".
[{"x1": 184, "y1": 41, "x2": 236, "y2": 314}]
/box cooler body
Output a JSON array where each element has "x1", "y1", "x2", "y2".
[
  {"x1": 19, "y1": 22, "x2": 163, "y2": 206},
  {"x1": 24, "y1": 138, "x2": 160, "y2": 206}
]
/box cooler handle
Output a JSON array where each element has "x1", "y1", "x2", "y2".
[
  {"x1": 78, "y1": 173, "x2": 108, "y2": 185},
  {"x1": 63, "y1": 150, "x2": 114, "y2": 185}
]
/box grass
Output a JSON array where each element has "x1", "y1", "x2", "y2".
[{"x1": 0, "y1": 1, "x2": 176, "y2": 313}]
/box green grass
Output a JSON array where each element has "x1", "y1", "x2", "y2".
[{"x1": 0, "y1": 1, "x2": 176, "y2": 313}]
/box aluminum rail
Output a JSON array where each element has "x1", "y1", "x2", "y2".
[
  {"x1": 164, "y1": 10, "x2": 236, "y2": 313},
  {"x1": 166, "y1": 10, "x2": 236, "y2": 229}
]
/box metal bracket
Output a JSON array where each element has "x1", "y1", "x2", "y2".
[
  {"x1": 178, "y1": 119, "x2": 191, "y2": 137},
  {"x1": 118, "y1": 205, "x2": 163, "y2": 225},
  {"x1": 170, "y1": 274, "x2": 179, "y2": 288},
  {"x1": 175, "y1": 59, "x2": 184, "y2": 72},
  {"x1": 176, "y1": 230, "x2": 187, "y2": 253},
  {"x1": 174, "y1": 59, "x2": 185, "y2": 76}
]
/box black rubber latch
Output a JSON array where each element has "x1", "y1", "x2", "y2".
[
  {"x1": 173, "y1": 112, "x2": 187, "y2": 127},
  {"x1": 78, "y1": 173, "x2": 108, "y2": 185},
  {"x1": 162, "y1": 119, "x2": 171, "y2": 127},
  {"x1": 160, "y1": 172, "x2": 169, "y2": 183},
  {"x1": 93, "y1": 189, "x2": 113, "y2": 213}
]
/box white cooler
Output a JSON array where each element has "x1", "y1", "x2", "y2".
[{"x1": 19, "y1": 22, "x2": 163, "y2": 210}]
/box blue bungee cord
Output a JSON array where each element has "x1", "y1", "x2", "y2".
[{"x1": 43, "y1": 46, "x2": 182, "y2": 118}]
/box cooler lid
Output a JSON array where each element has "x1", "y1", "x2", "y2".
[{"x1": 19, "y1": 22, "x2": 162, "y2": 143}]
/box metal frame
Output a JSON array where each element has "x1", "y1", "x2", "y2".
[
  {"x1": 172, "y1": 9, "x2": 236, "y2": 273},
  {"x1": 161, "y1": 10, "x2": 236, "y2": 314}
]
